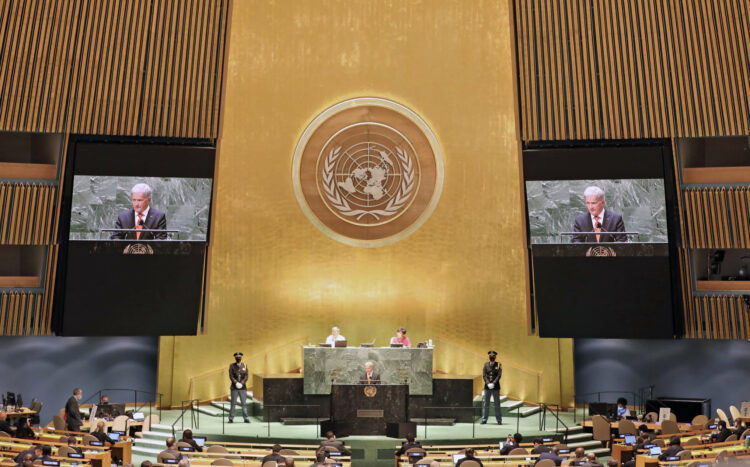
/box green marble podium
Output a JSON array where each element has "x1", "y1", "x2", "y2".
[{"x1": 303, "y1": 346, "x2": 433, "y2": 396}]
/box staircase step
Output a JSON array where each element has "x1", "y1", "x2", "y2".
[
  {"x1": 409, "y1": 418, "x2": 456, "y2": 426},
  {"x1": 280, "y1": 418, "x2": 330, "y2": 425},
  {"x1": 132, "y1": 446, "x2": 162, "y2": 457},
  {"x1": 567, "y1": 440, "x2": 603, "y2": 449},
  {"x1": 519, "y1": 406, "x2": 542, "y2": 417},
  {"x1": 565, "y1": 432, "x2": 593, "y2": 441},
  {"x1": 549, "y1": 425, "x2": 583, "y2": 433},
  {"x1": 150, "y1": 424, "x2": 175, "y2": 432},
  {"x1": 585, "y1": 448, "x2": 611, "y2": 456},
  {"x1": 134, "y1": 437, "x2": 167, "y2": 448},
  {"x1": 196, "y1": 406, "x2": 222, "y2": 417}
]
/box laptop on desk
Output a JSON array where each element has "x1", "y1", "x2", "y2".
[
  {"x1": 390, "y1": 343, "x2": 403, "y2": 348},
  {"x1": 193, "y1": 436, "x2": 206, "y2": 447},
  {"x1": 649, "y1": 446, "x2": 662, "y2": 456},
  {"x1": 624, "y1": 435, "x2": 636, "y2": 444},
  {"x1": 334, "y1": 340, "x2": 347, "y2": 348}
]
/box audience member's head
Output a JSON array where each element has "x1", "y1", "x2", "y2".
[
  {"x1": 325, "y1": 430, "x2": 335, "y2": 440},
  {"x1": 73, "y1": 388, "x2": 82, "y2": 399},
  {"x1": 140, "y1": 461, "x2": 153, "y2": 467},
  {"x1": 16, "y1": 417, "x2": 28, "y2": 428},
  {"x1": 465, "y1": 448, "x2": 476, "y2": 458},
  {"x1": 575, "y1": 447, "x2": 585, "y2": 458},
  {"x1": 617, "y1": 397, "x2": 627, "y2": 407},
  {"x1": 606, "y1": 458, "x2": 618, "y2": 467},
  {"x1": 272, "y1": 444, "x2": 282, "y2": 453},
  {"x1": 550, "y1": 445, "x2": 560, "y2": 454},
  {"x1": 166, "y1": 437, "x2": 176, "y2": 448},
  {"x1": 406, "y1": 433, "x2": 415, "y2": 443},
  {"x1": 284, "y1": 458, "x2": 295, "y2": 467},
  {"x1": 429, "y1": 462, "x2": 441, "y2": 467},
  {"x1": 316, "y1": 450, "x2": 326, "y2": 462},
  {"x1": 513, "y1": 433, "x2": 523, "y2": 444},
  {"x1": 182, "y1": 429, "x2": 193, "y2": 440},
  {"x1": 587, "y1": 453, "x2": 598, "y2": 462},
  {"x1": 95, "y1": 420, "x2": 106, "y2": 433},
  {"x1": 669, "y1": 436, "x2": 681, "y2": 446},
  {"x1": 718, "y1": 420, "x2": 727, "y2": 430},
  {"x1": 533, "y1": 437, "x2": 543, "y2": 446},
  {"x1": 67, "y1": 436, "x2": 77, "y2": 446},
  {"x1": 638, "y1": 424, "x2": 649, "y2": 433},
  {"x1": 41, "y1": 446, "x2": 51, "y2": 456},
  {"x1": 32, "y1": 446, "x2": 43, "y2": 455},
  {"x1": 21, "y1": 453, "x2": 34, "y2": 467},
  {"x1": 101, "y1": 395, "x2": 109, "y2": 404}
]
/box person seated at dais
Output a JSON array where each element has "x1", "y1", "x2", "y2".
[
  {"x1": 325, "y1": 326, "x2": 346, "y2": 345},
  {"x1": 390, "y1": 327, "x2": 411, "y2": 348},
  {"x1": 616, "y1": 397, "x2": 631, "y2": 419}
]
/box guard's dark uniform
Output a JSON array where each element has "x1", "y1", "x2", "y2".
[
  {"x1": 229, "y1": 355, "x2": 249, "y2": 422},
  {"x1": 482, "y1": 354, "x2": 502, "y2": 423}
]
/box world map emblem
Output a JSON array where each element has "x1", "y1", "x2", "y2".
[{"x1": 293, "y1": 98, "x2": 444, "y2": 247}]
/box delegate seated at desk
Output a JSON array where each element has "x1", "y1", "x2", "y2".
[
  {"x1": 389, "y1": 327, "x2": 411, "y2": 348},
  {"x1": 325, "y1": 326, "x2": 346, "y2": 345},
  {"x1": 359, "y1": 361, "x2": 381, "y2": 384},
  {"x1": 0, "y1": 411, "x2": 15, "y2": 434}
]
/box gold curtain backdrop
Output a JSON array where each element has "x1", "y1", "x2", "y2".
[{"x1": 158, "y1": 0, "x2": 574, "y2": 407}]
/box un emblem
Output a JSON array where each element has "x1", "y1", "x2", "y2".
[
  {"x1": 293, "y1": 98, "x2": 444, "y2": 247},
  {"x1": 123, "y1": 243, "x2": 154, "y2": 255}
]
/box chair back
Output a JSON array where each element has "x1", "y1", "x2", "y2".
[
  {"x1": 660, "y1": 419, "x2": 679, "y2": 435},
  {"x1": 455, "y1": 461, "x2": 481, "y2": 467},
  {"x1": 211, "y1": 459, "x2": 234, "y2": 466},
  {"x1": 143, "y1": 414, "x2": 159, "y2": 431},
  {"x1": 57, "y1": 446, "x2": 76, "y2": 456},
  {"x1": 725, "y1": 434, "x2": 738, "y2": 442},
  {"x1": 261, "y1": 462, "x2": 277, "y2": 467},
  {"x1": 676, "y1": 450, "x2": 692, "y2": 460},
  {"x1": 405, "y1": 447, "x2": 426, "y2": 454},
  {"x1": 0, "y1": 431, "x2": 10, "y2": 438},
  {"x1": 717, "y1": 408, "x2": 731, "y2": 426},
  {"x1": 82, "y1": 434, "x2": 98, "y2": 445},
  {"x1": 279, "y1": 449, "x2": 298, "y2": 456},
  {"x1": 52, "y1": 414, "x2": 66, "y2": 431},
  {"x1": 112, "y1": 415, "x2": 129, "y2": 432},
  {"x1": 741, "y1": 428, "x2": 750, "y2": 440},
  {"x1": 683, "y1": 437, "x2": 700, "y2": 446},
  {"x1": 536, "y1": 460, "x2": 556, "y2": 467},
  {"x1": 645, "y1": 411, "x2": 658, "y2": 423},
  {"x1": 157, "y1": 452, "x2": 177, "y2": 464},
  {"x1": 730, "y1": 405, "x2": 741, "y2": 423},
  {"x1": 508, "y1": 447, "x2": 528, "y2": 455},
  {"x1": 690, "y1": 414, "x2": 708, "y2": 426},
  {"x1": 668, "y1": 412, "x2": 677, "y2": 422},
  {"x1": 415, "y1": 458, "x2": 435, "y2": 466},
  {"x1": 176, "y1": 441, "x2": 193, "y2": 449},
  {"x1": 685, "y1": 462, "x2": 703, "y2": 467},
  {"x1": 592, "y1": 414, "x2": 611, "y2": 441},
  {"x1": 207, "y1": 445, "x2": 229, "y2": 454},
  {"x1": 619, "y1": 419, "x2": 637, "y2": 435}
]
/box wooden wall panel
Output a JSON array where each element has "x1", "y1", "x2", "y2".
[
  {"x1": 682, "y1": 186, "x2": 750, "y2": 249},
  {"x1": 0, "y1": 0, "x2": 229, "y2": 138},
  {"x1": 691, "y1": 294, "x2": 750, "y2": 340},
  {"x1": 514, "y1": 0, "x2": 750, "y2": 141},
  {"x1": 0, "y1": 182, "x2": 56, "y2": 245}
]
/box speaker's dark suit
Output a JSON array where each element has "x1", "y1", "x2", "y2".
[
  {"x1": 571, "y1": 210, "x2": 627, "y2": 243},
  {"x1": 358, "y1": 372, "x2": 381, "y2": 384},
  {"x1": 111, "y1": 208, "x2": 168, "y2": 239}
]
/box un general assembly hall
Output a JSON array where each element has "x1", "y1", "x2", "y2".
[{"x1": 0, "y1": 1, "x2": 749, "y2": 466}]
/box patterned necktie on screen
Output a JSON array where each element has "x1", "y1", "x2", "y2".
[
  {"x1": 594, "y1": 215, "x2": 601, "y2": 243},
  {"x1": 136, "y1": 213, "x2": 143, "y2": 240}
]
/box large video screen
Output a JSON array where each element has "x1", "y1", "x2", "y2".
[
  {"x1": 526, "y1": 179, "x2": 668, "y2": 244},
  {"x1": 70, "y1": 176, "x2": 212, "y2": 241},
  {"x1": 523, "y1": 143, "x2": 682, "y2": 339},
  {"x1": 54, "y1": 140, "x2": 215, "y2": 336}
]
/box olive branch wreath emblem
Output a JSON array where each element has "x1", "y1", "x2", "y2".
[{"x1": 322, "y1": 146, "x2": 415, "y2": 221}]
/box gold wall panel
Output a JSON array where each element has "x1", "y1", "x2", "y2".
[
  {"x1": 514, "y1": 0, "x2": 750, "y2": 141},
  {"x1": 0, "y1": 0, "x2": 228, "y2": 137},
  {"x1": 158, "y1": 0, "x2": 575, "y2": 408}
]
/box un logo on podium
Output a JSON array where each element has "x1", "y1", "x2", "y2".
[
  {"x1": 293, "y1": 98, "x2": 444, "y2": 247},
  {"x1": 363, "y1": 385, "x2": 378, "y2": 398}
]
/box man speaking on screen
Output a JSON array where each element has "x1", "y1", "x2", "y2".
[
  {"x1": 571, "y1": 186, "x2": 627, "y2": 243},
  {"x1": 110, "y1": 183, "x2": 168, "y2": 240}
]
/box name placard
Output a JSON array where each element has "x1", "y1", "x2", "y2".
[{"x1": 357, "y1": 409, "x2": 384, "y2": 418}]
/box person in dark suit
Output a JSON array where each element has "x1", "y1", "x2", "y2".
[
  {"x1": 456, "y1": 448, "x2": 484, "y2": 466},
  {"x1": 66, "y1": 437, "x2": 83, "y2": 454},
  {"x1": 65, "y1": 388, "x2": 83, "y2": 432},
  {"x1": 571, "y1": 186, "x2": 627, "y2": 243},
  {"x1": 37, "y1": 446, "x2": 54, "y2": 463},
  {"x1": 159, "y1": 437, "x2": 181, "y2": 461},
  {"x1": 320, "y1": 431, "x2": 351, "y2": 456},
  {"x1": 15, "y1": 452, "x2": 35, "y2": 467},
  {"x1": 500, "y1": 433, "x2": 523, "y2": 455},
  {"x1": 0, "y1": 411, "x2": 15, "y2": 435},
  {"x1": 530, "y1": 437, "x2": 551, "y2": 454},
  {"x1": 658, "y1": 436, "x2": 683, "y2": 460},
  {"x1": 110, "y1": 183, "x2": 167, "y2": 240},
  {"x1": 261, "y1": 444, "x2": 286, "y2": 465},
  {"x1": 359, "y1": 361, "x2": 381, "y2": 384},
  {"x1": 481, "y1": 350, "x2": 502, "y2": 424},
  {"x1": 13, "y1": 445, "x2": 41, "y2": 463},
  {"x1": 535, "y1": 445, "x2": 564, "y2": 466},
  {"x1": 13, "y1": 417, "x2": 35, "y2": 439},
  {"x1": 395, "y1": 433, "x2": 421, "y2": 456},
  {"x1": 711, "y1": 420, "x2": 734, "y2": 443}
]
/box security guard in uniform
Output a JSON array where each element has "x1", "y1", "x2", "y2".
[
  {"x1": 228, "y1": 352, "x2": 250, "y2": 423},
  {"x1": 481, "y1": 350, "x2": 502, "y2": 424}
]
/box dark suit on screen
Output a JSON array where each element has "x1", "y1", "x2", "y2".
[
  {"x1": 571, "y1": 210, "x2": 627, "y2": 243},
  {"x1": 111, "y1": 208, "x2": 167, "y2": 240},
  {"x1": 359, "y1": 372, "x2": 381, "y2": 384},
  {"x1": 65, "y1": 396, "x2": 83, "y2": 432}
]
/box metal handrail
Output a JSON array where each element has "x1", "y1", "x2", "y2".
[
  {"x1": 172, "y1": 399, "x2": 199, "y2": 436},
  {"x1": 537, "y1": 403, "x2": 568, "y2": 442}
]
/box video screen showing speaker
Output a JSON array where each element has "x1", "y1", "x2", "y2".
[
  {"x1": 523, "y1": 143, "x2": 682, "y2": 338},
  {"x1": 54, "y1": 139, "x2": 215, "y2": 336}
]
